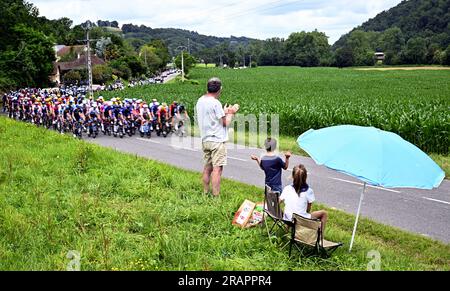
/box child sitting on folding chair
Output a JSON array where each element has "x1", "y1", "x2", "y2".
[
  {"x1": 251, "y1": 138, "x2": 291, "y2": 193},
  {"x1": 280, "y1": 164, "x2": 328, "y2": 233}
]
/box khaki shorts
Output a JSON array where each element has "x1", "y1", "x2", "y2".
[{"x1": 202, "y1": 141, "x2": 227, "y2": 167}]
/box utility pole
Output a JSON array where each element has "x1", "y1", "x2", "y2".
[
  {"x1": 249, "y1": 55, "x2": 252, "y2": 68},
  {"x1": 177, "y1": 46, "x2": 187, "y2": 82},
  {"x1": 78, "y1": 21, "x2": 99, "y2": 100},
  {"x1": 181, "y1": 50, "x2": 184, "y2": 82},
  {"x1": 86, "y1": 28, "x2": 93, "y2": 99}
]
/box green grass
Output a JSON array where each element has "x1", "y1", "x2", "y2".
[
  {"x1": 1, "y1": 116, "x2": 449, "y2": 270},
  {"x1": 195, "y1": 63, "x2": 217, "y2": 68},
  {"x1": 99, "y1": 66, "x2": 450, "y2": 177}
]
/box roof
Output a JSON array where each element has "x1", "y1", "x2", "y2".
[
  {"x1": 57, "y1": 45, "x2": 86, "y2": 58},
  {"x1": 55, "y1": 54, "x2": 105, "y2": 72}
]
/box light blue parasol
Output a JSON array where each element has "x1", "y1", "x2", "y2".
[{"x1": 297, "y1": 125, "x2": 445, "y2": 251}]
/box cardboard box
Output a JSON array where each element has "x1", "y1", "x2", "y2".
[
  {"x1": 232, "y1": 200, "x2": 256, "y2": 228},
  {"x1": 245, "y1": 202, "x2": 265, "y2": 228}
]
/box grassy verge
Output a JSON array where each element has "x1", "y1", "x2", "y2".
[{"x1": 1, "y1": 116, "x2": 449, "y2": 270}]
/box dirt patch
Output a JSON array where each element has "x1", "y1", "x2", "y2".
[{"x1": 355, "y1": 66, "x2": 450, "y2": 71}]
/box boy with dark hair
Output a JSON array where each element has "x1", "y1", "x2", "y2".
[{"x1": 251, "y1": 138, "x2": 291, "y2": 192}]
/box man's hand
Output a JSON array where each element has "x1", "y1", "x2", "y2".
[
  {"x1": 285, "y1": 151, "x2": 292, "y2": 159},
  {"x1": 224, "y1": 103, "x2": 240, "y2": 115},
  {"x1": 251, "y1": 155, "x2": 259, "y2": 161}
]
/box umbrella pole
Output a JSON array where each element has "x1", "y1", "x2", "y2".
[{"x1": 349, "y1": 182, "x2": 366, "y2": 252}]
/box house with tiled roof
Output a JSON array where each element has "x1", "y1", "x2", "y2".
[{"x1": 50, "y1": 45, "x2": 105, "y2": 84}]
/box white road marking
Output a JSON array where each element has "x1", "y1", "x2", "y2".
[
  {"x1": 423, "y1": 197, "x2": 450, "y2": 205},
  {"x1": 228, "y1": 156, "x2": 248, "y2": 162},
  {"x1": 170, "y1": 145, "x2": 199, "y2": 152},
  {"x1": 330, "y1": 177, "x2": 401, "y2": 193},
  {"x1": 136, "y1": 138, "x2": 161, "y2": 144}
]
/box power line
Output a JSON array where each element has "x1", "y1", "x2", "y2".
[{"x1": 219, "y1": 0, "x2": 304, "y2": 22}]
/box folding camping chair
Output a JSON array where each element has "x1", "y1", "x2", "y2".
[
  {"x1": 264, "y1": 185, "x2": 293, "y2": 238},
  {"x1": 289, "y1": 213, "x2": 343, "y2": 258}
]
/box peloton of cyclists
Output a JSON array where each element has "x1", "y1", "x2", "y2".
[{"x1": 3, "y1": 87, "x2": 189, "y2": 139}]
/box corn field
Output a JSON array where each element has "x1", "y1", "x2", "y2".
[{"x1": 100, "y1": 67, "x2": 450, "y2": 154}]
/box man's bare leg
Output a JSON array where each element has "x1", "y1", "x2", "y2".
[
  {"x1": 202, "y1": 164, "x2": 213, "y2": 194},
  {"x1": 211, "y1": 166, "x2": 223, "y2": 196}
]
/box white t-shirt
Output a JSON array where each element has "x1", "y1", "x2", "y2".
[
  {"x1": 280, "y1": 184, "x2": 316, "y2": 221},
  {"x1": 196, "y1": 95, "x2": 227, "y2": 143}
]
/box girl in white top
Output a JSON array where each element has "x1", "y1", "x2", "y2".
[{"x1": 280, "y1": 164, "x2": 328, "y2": 233}]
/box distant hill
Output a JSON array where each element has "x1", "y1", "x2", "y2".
[
  {"x1": 121, "y1": 23, "x2": 255, "y2": 55},
  {"x1": 333, "y1": 0, "x2": 450, "y2": 49}
]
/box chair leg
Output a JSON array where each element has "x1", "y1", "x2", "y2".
[
  {"x1": 269, "y1": 221, "x2": 277, "y2": 234},
  {"x1": 280, "y1": 239, "x2": 290, "y2": 250},
  {"x1": 289, "y1": 241, "x2": 293, "y2": 257}
]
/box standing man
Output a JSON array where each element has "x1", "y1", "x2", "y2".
[{"x1": 196, "y1": 77, "x2": 239, "y2": 196}]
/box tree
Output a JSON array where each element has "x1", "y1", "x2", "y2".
[
  {"x1": 257, "y1": 38, "x2": 286, "y2": 66},
  {"x1": 104, "y1": 43, "x2": 121, "y2": 61},
  {"x1": 333, "y1": 0, "x2": 450, "y2": 66},
  {"x1": 0, "y1": 0, "x2": 57, "y2": 88},
  {"x1": 139, "y1": 45, "x2": 162, "y2": 74},
  {"x1": 122, "y1": 56, "x2": 146, "y2": 78},
  {"x1": 286, "y1": 30, "x2": 331, "y2": 67},
  {"x1": 63, "y1": 70, "x2": 82, "y2": 84},
  {"x1": 95, "y1": 37, "x2": 113, "y2": 59},
  {"x1": 442, "y1": 45, "x2": 450, "y2": 65},
  {"x1": 381, "y1": 27, "x2": 405, "y2": 52},
  {"x1": 92, "y1": 65, "x2": 113, "y2": 84},
  {"x1": 148, "y1": 39, "x2": 170, "y2": 66},
  {"x1": 403, "y1": 37, "x2": 427, "y2": 64},
  {"x1": 0, "y1": 0, "x2": 39, "y2": 52},
  {"x1": 109, "y1": 59, "x2": 132, "y2": 80},
  {"x1": 126, "y1": 38, "x2": 146, "y2": 51},
  {"x1": 380, "y1": 27, "x2": 405, "y2": 65},
  {"x1": 174, "y1": 51, "x2": 196, "y2": 75},
  {"x1": 346, "y1": 30, "x2": 376, "y2": 66},
  {"x1": 0, "y1": 24, "x2": 55, "y2": 88},
  {"x1": 334, "y1": 46, "x2": 354, "y2": 68},
  {"x1": 197, "y1": 47, "x2": 215, "y2": 67}
]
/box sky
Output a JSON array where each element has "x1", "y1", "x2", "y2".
[{"x1": 28, "y1": 0, "x2": 403, "y2": 44}]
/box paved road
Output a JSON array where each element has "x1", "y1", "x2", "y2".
[{"x1": 85, "y1": 133, "x2": 450, "y2": 244}]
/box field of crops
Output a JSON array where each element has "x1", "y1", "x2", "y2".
[{"x1": 100, "y1": 67, "x2": 450, "y2": 154}]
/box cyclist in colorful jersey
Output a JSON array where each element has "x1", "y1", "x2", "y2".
[
  {"x1": 112, "y1": 104, "x2": 124, "y2": 124},
  {"x1": 88, "y1": 102, "x2": 101, "y2": 120},
  {"x1": 138, "y1": 103, "x2": 151, "y2": 127},
  {"x1": 23, "y1": 98, "x2": 32, "y2": 121},
  {"x1": 63, "y1": 104, "x2": 72, "y2": 123},
  {"x1": 72, "y1": 104, "x2": 85, "y2": 123},
  {"x1": 122, "y1": 101, "x2": 132, "y2": 119},
  {"x1": 102, "y1": 101, "x2": 113, "y2": 120},
  {"x1": 157, "y1": 102, "x2": 169, "y2": 129},
  {"x1": 55, "y1": 102, "x2": 64, "y2": 126},
  {"x1": 31, "y1": 101, "x2": 42, "y2": 124}
]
